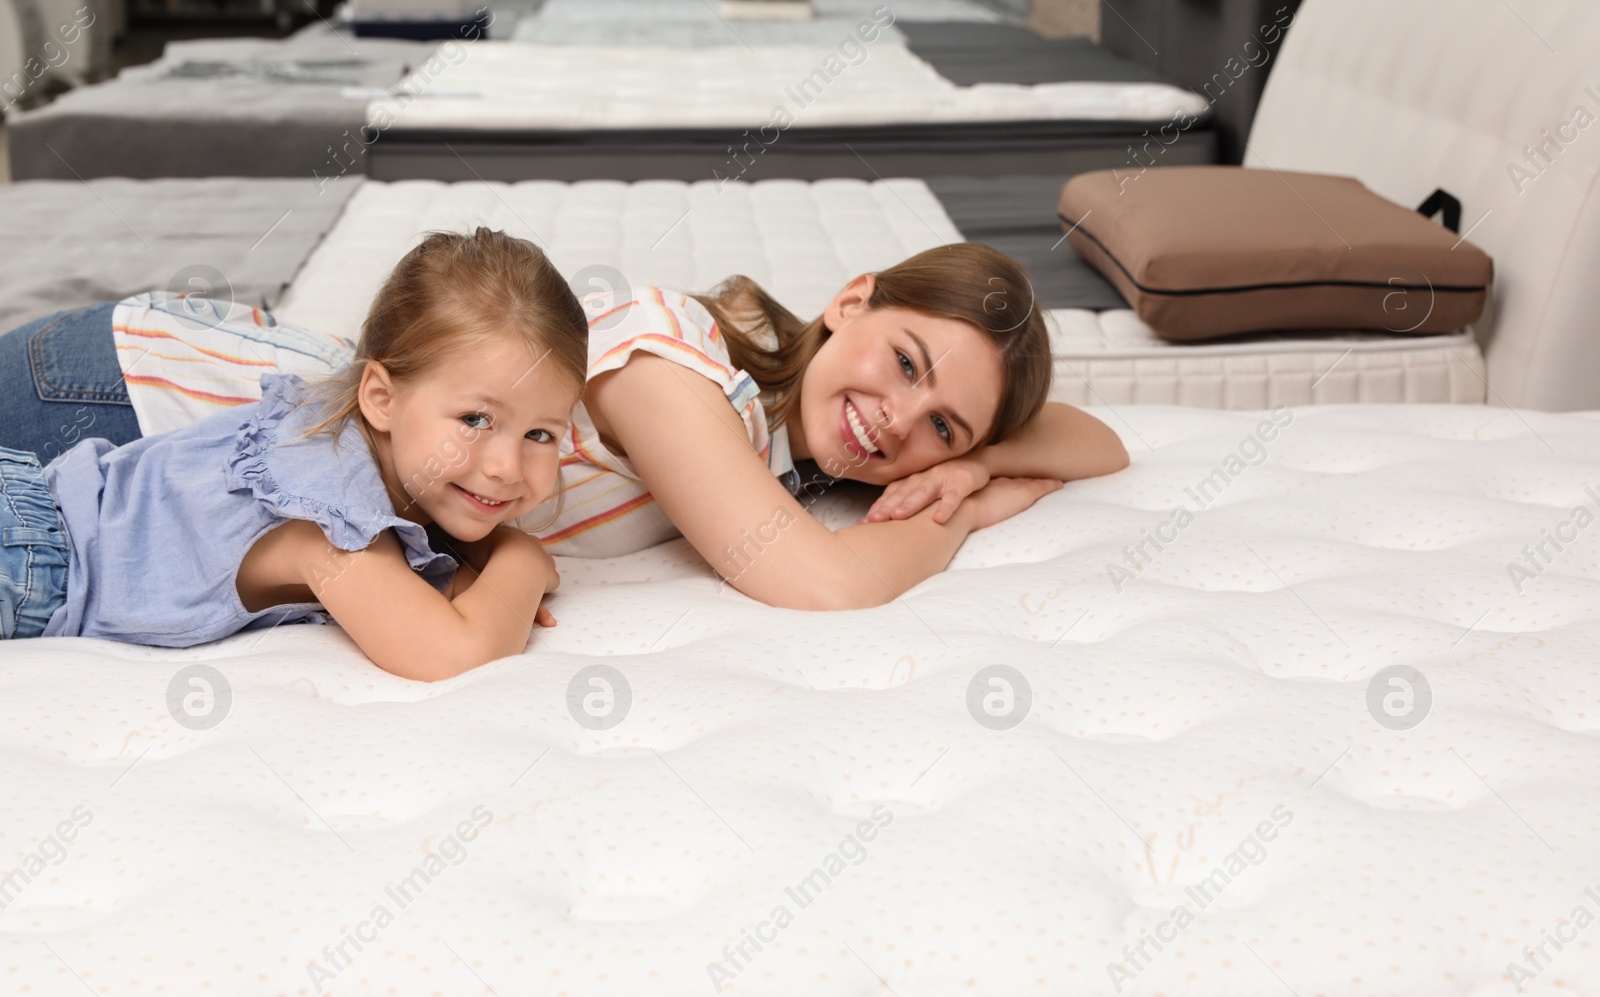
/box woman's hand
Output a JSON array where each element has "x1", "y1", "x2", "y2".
[
  {"x1": 956, "y1": 476, "x2": 1064, "y2": 531},
  {"x1": 862, "y1": 457, "x2": 991, "y2": 525}
]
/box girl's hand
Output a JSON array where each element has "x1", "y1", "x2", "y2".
[
  {"x1": 863, "y1": 457, "x2": 991, "y2": 525},
  {"x1": 502, "y1": 527, "x2": 561, "y2": 626},
  {"x1": 444, "y1": 526, "x2": 562, "y2": 625},
  {"x1": 958, "y1": 476, "x2": 1064, "y2": 531}
]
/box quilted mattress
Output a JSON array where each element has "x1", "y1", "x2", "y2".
[
  {"x1": 368, "y1": 42, "x2": 1210, "y2": 131},
  {"x1": 3, "y1": 402, "x2": 1598, "y2": 995},
  {"x1": 274, "y1": 178, "x2": 1487, "y2": 408},
  {"x1": 511, "y1": 0, "x2": 1003, "y2": 45}
]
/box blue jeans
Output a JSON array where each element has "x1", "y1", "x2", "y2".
[
  {"x1": 0, "y1": 304, "x2": 143, "y2": 463},
  {"x1": 0, "y1": 447, "x2": 70, "y2": 639}
]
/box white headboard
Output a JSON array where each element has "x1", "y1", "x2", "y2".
[{"x1": 1247, "y1": 0, "x2": 1600, "y2": 412}]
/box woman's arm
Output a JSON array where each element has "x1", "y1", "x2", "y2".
[
  {"x1": 863, "y1": 402, "x2": 1130, "y2": 525},
  {"x1": 247, "y1": 520, "x2": 557, "y2": 680},
  {"x1": 975, "y1": 401, "x2": 1130, "y2": 481},
  {"x1": 585, "y1": 355, "x2": 1056, "y2": 610}
]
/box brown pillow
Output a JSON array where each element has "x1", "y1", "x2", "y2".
[{"x1": 1057, "y1": 166, "x2": 1494, "y2": 341}]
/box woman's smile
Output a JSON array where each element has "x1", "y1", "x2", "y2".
[{"x1": 841, "y1": 396, "x2": 885, "y2": 461}]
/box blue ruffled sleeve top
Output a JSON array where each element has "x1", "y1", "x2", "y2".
[{"x1": 39, "y1": 372, "x2": 458, "y2": 647}]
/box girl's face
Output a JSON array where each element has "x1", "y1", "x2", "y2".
[
  {"x1": 359, "y1": 335, "x2": 579, "y2": 541},
  {"x1": 795, "y1": 275, "x2": 1005, "y2": 486}
]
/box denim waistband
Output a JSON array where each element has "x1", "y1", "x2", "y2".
[{"x1": 0, "y1": 446, "x2": 70, "y2": 639}]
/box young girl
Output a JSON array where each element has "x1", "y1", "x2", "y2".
[{"x1": 0, "y1": 228, "x2": 588, "y2": 682}]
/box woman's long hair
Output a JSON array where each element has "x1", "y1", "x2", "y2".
[{"x1": 691, "y1": 243, "x2": 1052, "y2": 446}]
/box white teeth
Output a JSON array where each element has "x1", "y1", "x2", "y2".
[
  {"x1": 465, "y1": 488, "x2": 507, "y2": 506},
  {"x1": 845, "y1": 401, "x2": 881, "y2": 455}
]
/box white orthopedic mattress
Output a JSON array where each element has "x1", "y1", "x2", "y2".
[
  {"x1": 513, "y1": 0, "x2": 1000, "y2": 45},
  {"x1": 530, "y1": 0, "x2": 1000, "y2": 22},
  {"x1": 511, "y1": 15, "x2": 909, "y2": 47},
  {"x1": 3, "y1": 402, "x2": 1598, "y2": 995},
  {"x1": 275, "y1": 178, "x2": 1487, "y2": 409},
  {"x1": 369, "y1": 42, "x2": 1208, "y2": 130}
]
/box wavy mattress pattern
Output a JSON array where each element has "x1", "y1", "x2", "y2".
[
  {"x1": 275, "y1": 178, "x2": 1487, "y2": 409},
  {"x1": 368, "y1": 42, "x2": 1210, "y2": 130},
  {"x1": 2, "y1": 404, "x2": 1598, "y2": 994}
]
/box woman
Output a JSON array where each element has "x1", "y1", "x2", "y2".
[{"x1": 0, "y1": 242, "x2": 1129, "y2": 610}]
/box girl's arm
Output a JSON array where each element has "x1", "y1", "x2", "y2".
[
  {"x1": 248, "y1": 519, "x2": 557, "y2": 680},
  {"x1": 976, "y1": 401, "x2": 1130, "y2": 481},
  {"x1": 584, "y1": 354, "x2": 1059, "y2": 611},
  {"x1": 430, "y1": 525, "x2": 559, "y2": 627}
]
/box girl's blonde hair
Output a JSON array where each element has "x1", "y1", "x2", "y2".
[
  {"x1": 690, "y1": 243, "x2": 1052, "y2": 447},
  {"x1": 304, "y1": 228, "x2": 589, "y2": 528}
]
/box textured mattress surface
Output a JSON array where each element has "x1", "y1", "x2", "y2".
[
  {"x1": 511, "y1": 16, "x2": 907, "y2": 46},
  {"x1": 513, "y1": 0, "x2": 1002, "y2": 45},
  {"x1": 276, "y1": 178, "x2": 1487, "y2": 409},
  {"x1": 370, "y1": 42, "x2": 1210, "y2": 130},
  {"x1": 530, "y1": 0, "x2": 1001, "y2": 22},
  {"x1": 3, "y1": 403, "x2": 1598, "y2": 995}
]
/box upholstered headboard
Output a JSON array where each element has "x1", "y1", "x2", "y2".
[{"x1": 1248, "y1": 0, "x2": 1600, "y2": 412}]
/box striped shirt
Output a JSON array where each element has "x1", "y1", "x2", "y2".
[
  {"x1": 109, "y1": 288, "x2": 797, "y2": 559},
  {"x1": 113, "y1": 293, "x2": 355, "y2": 437},
  {"x1": 511, "y1": 286, "x2": 798, "y2": 558}
]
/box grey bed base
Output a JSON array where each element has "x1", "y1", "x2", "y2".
[
  {"x1": 899, "y1": 22, "x2": 1174, "y2": 86},
  {"x1": 0, "y1": 178, "x2": 358, "y2": 334},
  {"x1": 366, "y1": 120, "x2": 1216, "y2": 182},
  {"x1": 5, "y1": 33, "x2": 433, "y2": 182}
]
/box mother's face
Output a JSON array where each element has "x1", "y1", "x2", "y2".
[{"x1": 797, "y1": 274, "x2": 1004, "y2": 486}]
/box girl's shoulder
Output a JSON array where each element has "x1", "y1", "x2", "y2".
[{"x1": 229, "y1": 372, "x2": 455, "y2": 579}]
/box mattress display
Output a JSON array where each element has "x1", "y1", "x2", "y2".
[
  {"x1": 512, "y1": 9, "x2": 910, "y2": 46},
  {"x1": 5, "y1": 32, "x2": 433, "y2": 180},
  {"x1": 275, "y1": 177, "x2": 1488, "y2": 408},
  {"x1": 527, "y1": 0, "x2": 1004, "y2": 23},
  {"x1": 511, "y1": 0, "x2": 1010, "y2": 45},
  {"x1": 370, "y1": 43, "x2": 1211, "y2": 131},
  {"x1": 3, "y1": 402, "x2": 1597, "y2": 994},
  {"x1": 0, "y1": 178, "x2": 359, "y2": 333}
]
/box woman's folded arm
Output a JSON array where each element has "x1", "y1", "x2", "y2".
[{"x1": 588, "y1": 354, "x2": 982, "y2": 610}]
